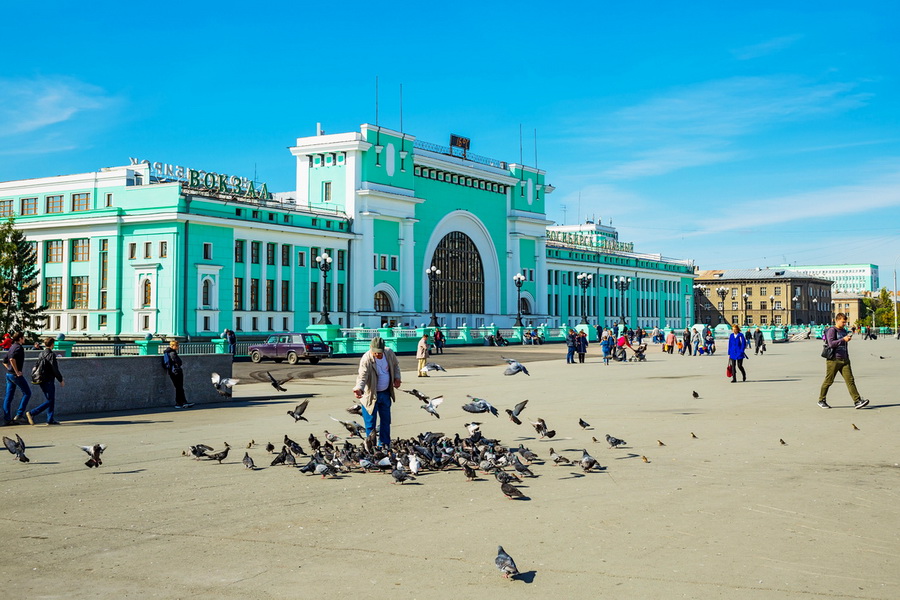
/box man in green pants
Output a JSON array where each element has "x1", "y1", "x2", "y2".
[{"x1": 818, "y1": 313, "x2": 869, "y2": 409}]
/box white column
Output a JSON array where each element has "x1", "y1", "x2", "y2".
[
  {"x1": 400, "y1": 220, "x2": 416, "y2": 314},
  {"x1": 509, "y1": 236, "x2": 521, "y2": 316},
  {"x1": 535, "y1": 237, "x2": 547, "y2": 316},
  {"x1": 353, "y1": 215, "x2": 376, "y2": 317},
  {"x1": 295, "y1": 153, "x2": 309, "y2": 205},
  {"x1": 275, "y1": 243, "x2": 283, "y2": 313}
]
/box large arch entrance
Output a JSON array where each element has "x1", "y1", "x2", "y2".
[{"x1": 432, "y1": 231, "x2": 484, "y2": 314}]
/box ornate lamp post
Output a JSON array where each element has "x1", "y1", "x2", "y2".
[
  {"x1": 314, "y1": 251, "x2": 333, "y2": 324},
  {"x1": 716, "y1": 287, "x2": 729, "y2": 324},
  {"x1": 792, "y1": 296, "x2": 800, "y2": 326},
  {"x1": 512, "y1": 273, "x2": 526, "y2": 327},
  {"x1": 426, "y1": 265, "x2": 441, "y2": 327},
  {"x1": 576, "y1": 273, "x2": 593, "y2": 324},
  {"x1": 742, "y1": 292, "x2": 750, "y2": 325},
  {"x1": 812, "y1": 297, "x2": 818, "y2": 325},
  {"x1": 769, "y1": 294, "x2": 775, "y2": 326},
  {"x1": 614, "y1": 276, "x2": 632, "y2": 324},
  {"x1": 693, "y1": 284, "x2": 707, "y2": 323}
]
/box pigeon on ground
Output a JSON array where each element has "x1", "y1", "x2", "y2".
[
  {"x1": 284, "y1": 435, "x2": 307, "y2": 456},
  {"x1": 530, "y1": 418, "x2": 556, "y2": 439},
  {"x1": 3, "y1": 434, "x2": 29, "y2": 463},
  {"x1": 242, "y1": 452, "x2": 256, "y2": 469},
  {"x1": 324, "y1": 430, "x2": 340, "y2": 443},
  {"x1": 517, "y1": 444, "x2": 538, "y2": 463},
  {"x1": 392, "y1": 461, "x2": 414, "y2": 484},
  {"x1": 511, "y1": 455, "x2": 534, "y2": 477},
  {"x1": 495, "y1": 471, "x2": 521, "y2": 484},
  {"x1": 206, "y1": 443, "x2": 230, "y2": 463},
  {"x1": 463, "y1": 396, "x2": 499, "y2": 417},
  {"x1": 420, "y1": 362, "x2": 446, "y2": 374},
  {"x1": 463, "y1": 464, "x2": 477, "y2": 481},
  {"x1": 500, "y1": 481, "x2": 524, "y2": 499},
  {"x1": 501, "y1": 356, "x2": 530, "y2": 376},
  {"x1": 779, "y1": 439, "x2": 787, "y2": 446},
  {"x1": 657, "y1": 440, "x2": 666, "y2": 446},
  {"x1": 692, "y1": 390, "x2": 700, "y2": 399},
  {"x1": 270, "y1": 447, "x2": 288, "y2": 466},
  {"x1": 314, "y1": 462, "x2": 337, "y2": 478},
  {"x1": 580, "y1": 449, "x2": 598, "y2": 472},
  {"x1": 549, "y1": 447, "x2": 570, "y2": 465},
  {"x1": 592, "y1": 436, "x2": 599, "y2": 443},
  {"x1": 190, "y1": 444, "x2": 214, "y2": 459},
  {"x1": 210, "y1": 372, "x2": 240, "y2": 397},
  {"x1": 287, "y1": 399, "x2": 310, "y2": 422},
  {"x1": 421, "y1": 395, "x2": 443, "y2": 419},
  {"x1": 578, "y1": 418, "x2": 590, "y2": 429},
  {"x1": 606, "y1": 434, "x2": 626, "y2": 449},
  {"x1": 641, "y1": 455, "x2": 649, "y2": 463},
  {"x1": 266, "y1": 371, "x2": 293, "y2": 392},
  {"x1": 852, "y1": 423, "x2": 860, "y2": 431},
  {"x1": 80, "y1": 443, "x2": 107, "y2": 468},
  {"x1": 691, "y1": 432, "x2": 698, "y2": 439},
  {"x1": 495, "y1": 546, "x2": 520, "y2": 578},
  {"x1": 505, "y1": 399, "x2": 528, "y2": 424},
  {"x1": 265, "y1": 442, "x2": 275, "y2": 453},
  {"x1": 282, "y1": 447, "x2": 296, "y2": 466},
  {"x1": 403, "y1": 389, "x2": 430, "y2": 402}
]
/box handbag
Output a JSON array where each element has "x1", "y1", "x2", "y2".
[{"x1": 726, "y1": 363, "x2": 733, "y2": 378}]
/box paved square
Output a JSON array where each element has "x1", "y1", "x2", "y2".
[{"x1": 2, "y1": 339, "x2": 898, "y2": 599}]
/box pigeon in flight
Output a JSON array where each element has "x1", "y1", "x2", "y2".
[
  {"x1": 580, "y1": 449, "x2": 598, "y2": 472},
  {"x1": 501, "y1": 356, "x2": 530, "y2": 376},
  {"x1": 287, "y1": 399, "x2": 310, "y2": 422},
  {"x1": 330, "y1": 416, "x2": 365, "y2": 438},
  {"x1": 530, "y1": 418, "x2": 556, "y2": 439},
  {"x1": 266, "y1": 371, "x2": 293, "y2": 392},
  {"x1": 242, "y1": 452, "x2": 256, "y2": 469},
  {"x1": 189, "y1": 444, "x2": 214, "y2": 459},
  {"x1": 495, "y1": 545, "x2": 520, "y2": 578},
  {"x1": 578, "y1": 418, "x2": 591, "y2": 429},
  {"x1": 3, "y1": 434, "x2": 29, "y2": 463},
  {"x1": 421, "y1": 395, "x2": 444, "y2": 419},
  {"x1": 210, "y1": 372, "x2": 240, "y2": 397},
  {"x1": 505, "y1": 399, "x2": 528, "y2": 425},
  {"x1": 462, "y1": 396, "x2": 499, "y2": 417},
  {"x1": 403, "y1": 389, "x2": 430, "y2": 402},
  {"x1": 80, "y1": 443, "x2": 107, "y2": 468},
  {"x1": 605, "y1": 434, "x2": 626, "y2": 448},
  {"x1": 464, "y1": 422, "x2": 482, "y2": 435},
  {"x1": 420, "y1": 362, "x2": 447, "y2": 374}
]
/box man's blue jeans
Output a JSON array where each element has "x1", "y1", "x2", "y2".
[
  {"x1": 3, "y1": 372, "x2": 32, "y2": 421},
  {"x1": 29, "y1": 381, "x2": 57, "y2": 423},
  {"x1": 361, "y1": 390, "x2": 392, "y2": 447},
  {"x1": 566, "y1": 347, "x2": 576, "y2": 363}
]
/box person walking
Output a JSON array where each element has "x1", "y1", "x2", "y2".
[
  {"x1": 664, "y1": 329, "x2": 676, "y2": 354},
  {"x1": 25, "y1": 337, "x2": 64, "y2": 425},
  {"x1": 433, "y1": 328, "x2": 445, "y2": 354},
  {"x1": 753, "y1": 328, "x2": 765, "y2": 355},
  {"x1": 727, "y1": 324, "x2": 748, "y2": 383},
  {"x1": 162, "y1": 340, "x2": 194, "y2": 409},
  {"x1": 692, "y1": 328, "x2": 701, "y2": 356},
  {"x1": 224, "y1": 329, "x2": 237, "y2": 355},
  {"x1": 819, "y1": 313, "x2": 869, "y2": 409},
  {"x1": 576, "y1": 330, "x2": 589, "y2": 363},
  {"x1": 416, "y1": 333, "x2": 430, "y2": 377},
  {"x1": 565, "y1": 329, "x2": 577, "y2": 364},
  {"x1": 2, "y1": 332, "x2": 32, "y2": 425},
  {"x1": 600, "y1": 331, "x2": 614, "y2": 365},
  {"x1": 682, "y1": 327, "x2": 693, "y2": 356},
  {"x1": 352, "y1": 337, "x2": 401, "y2": 447}
]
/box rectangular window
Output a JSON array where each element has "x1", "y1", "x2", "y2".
[
  {"x1": 337, "y1": 283, "x2": 345, "y2": 312},
  {"x1": 311, "y1": 247, "x2": 319, "y2": 268},
  {"x1": 143, "y1": 242, "x2": 151, "y2": 259},
  {"x1": 337, "y1": 249, "x2": 345, "y2": 270},
  {"x1": 202, "y1": 242, "x2": 211, "y2": 260},
  {"x1": 71, "y1": 276, "x2": 89, "y2": 309},
  {"x1": 234, "y1": 278, "x2": 244, "y2": 311},
  {"x1": 774, "y1": 287, "x2": 781, "y2": 296},
  {"x1": 160, "y1": 241, "x2": 168, "y2": 258},
  {"x1": 746, "y1": 287, "x2": 753, "y2": 296},
  {"x1": 380, "y1": 255, "x2": 387, "y2": 270},
  {"x1": 250, "y1": 278, "x2": 259, "y2": 310},
  {"x1": 142, "y1": 315, "x2": 150, "y2": 331},
  {"x1": 297, "y1": 251, "x2": 305, "y2": 267},
  {"x1": 281, "y1": 245, "x2": 291, "y2": 266},
  {"x1": 265, "y1": 279, "x2": 275, "y2": 311},
  {"x1": 266, "y1": 243, "x2": 275, "y2": 265},
  {"x1": 203, "y1": 316, "x2": 211, "y2": 331},
  {"x1": 774, "y1": 314, "x2": 782, "y2": 325},
  {"x1": 72, "y1": 193, "x2": 90, "y2": 211},
  {"x1": 99, "y1": 315, "x2": 108, "y2": 328},
  {"x1": 373, "y1": 254, "x2": 378, "y2": 270},
  {"x1": 72, "y1": 238, "x2": 90, "y2": 261},
  {"x1": 45, "y1": 277, "x2": 63, "y2": 309},
  {"x1": 390, "y1": 256, "x2": 398, "y2": 271},
  {"x1": 46, "y1": 240, "x2": 63, "y2": 263},
  {"x1": 128, "y1": 243, "x2": 137, "y2": 260},
  {"x1": 20, "y1": 197, "x2": 37, "y2": 215},
  {"x1": 774, "y1": 301, "x2": 782, "y2": 310},
  {"x1": 282, "y1": 317, "x2": 289, "y2": 331},
  {"x1": 760, "y1": 314, "x2": 768, "y2": 324},
  {"x1": 105, "y1": 193, "x2": 114, "y2": 207},
  {"x1": 252, "y1": 317, "x2": 258, "y2": 331},
  {"x1": 731, "y1": 301, "x2": 738, "y2": 311},
  {"x1": 323, "y1": 181, "x2": 332, "y2": 202},
  {"x1": 281, "y1": 280, "x2": 290, "y2": 311},
  {"x1": 235, "y1": 240, "x2": 245, "y2": 263},
  {"x1": 759, "y1": 287, "x2": 767, "y2": 295},
  {"x1": 46, "y1": 195, "x2": 64, "y2": 213},
  {"x1": 267, "y1": 317, "x2": 273, "y2": 331},
  {"x1": 760, "y1": 301, "x2": 768, "y2": 310},
  {"x1": 251, "y1": 242, "x2": 260, "y2": 264},
  {"x1": 100, "y1": 290, "x2": 108, "y2": 310},
  {"x1": 310, "y1": 282, "x2": 318, "y2": 311}
]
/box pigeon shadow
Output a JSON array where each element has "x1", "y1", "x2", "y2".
[
  {"x1": 745, "y1": 378, "x2": 801, "y2": 383},
  {"x1": 508, "y1": 495, "x2": 531, "y2": 501},
  {"x1": 615, "y1": 453, "x2": 641, "y2": 460},
  {"x1": 27, "y1": 461, "x2": 60, "y2": 465},
  {"x1": 513, "y1": 570, "x2": 537, "y2": 583},
  {"x1": 236, "y1": 393, "x2": 316, "y2": 402},
  {"x1": 73, "y1": 419, "x2": 172, "y2": 426},
  {"x1": 558, "y1": 472, "x2": 586, "y2": 479},
  {"x1": 106, "y1": 469, "x2": 146, "y2": 474}
]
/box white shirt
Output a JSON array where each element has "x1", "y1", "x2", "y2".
[{"x1": 374, "y1": 355, "x2": 390, "y2": 392}]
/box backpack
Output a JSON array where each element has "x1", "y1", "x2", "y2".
[{"x1": 30, "y1": 351, "x2": 52, "y2": 384}]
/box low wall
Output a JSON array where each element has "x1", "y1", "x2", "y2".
[{"x1": 15, "y1": 354, "x2": 233, "y2": 417}]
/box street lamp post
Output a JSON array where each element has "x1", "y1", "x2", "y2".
[
  {"x1": 513, "y1": 273, "x2": 526, "y2": 327},
  {"x1": 743, "y1": 292, "x2": 750, "y2": 326},
  {"x1": 812, "y1": 298, "x2": 818, "y2": 325},
  {"x1": 769, "y1": 295, "x2": 775, "y2": 327},
  {"x1": 576, "y1": 273, "x2": 593, "y2": 325},
  {"x1": 614, "y1": 276, "x2": 632, "y2": 324},
  {"x1": 792, "y1": 296, "x2": 800, "y2": 326},
  {"x1": 693, "y1": 284, "x2": 707, "y2": 323},
  {"x1": 716, "y1": 287, "x2": 729, "y2": 324},
  {"x1": 314, "y1": 251, "x2": 333, "y2": 325},
  {"x1": 426, "y1": 265, "x2": 441, "y2": 327}
]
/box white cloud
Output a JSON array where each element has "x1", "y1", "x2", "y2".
[{"x1": 0, "y1": 76, "x2": 117, "y2": 138}]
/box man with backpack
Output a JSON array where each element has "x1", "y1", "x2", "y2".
[
  {"x1": 24, "y1": 337, "x2": 65, "y2": 425},
  {"x1": 2, "y1": 332, "x2": 32, "y2": 425},
  {"x1": 163, "y1": 340, "x2": 194, "y2": 409}
]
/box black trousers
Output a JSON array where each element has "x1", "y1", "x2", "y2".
[
  {"x1": 729, "y1": 358, "x2": 746, "y2": 382},
  {"x1": 168, "y1": 370, "x2": 187, "y2": 406}
]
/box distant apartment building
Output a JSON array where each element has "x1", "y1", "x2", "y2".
[{"x1": 769, "y1": 264, "x2": 879, "y2": 293}]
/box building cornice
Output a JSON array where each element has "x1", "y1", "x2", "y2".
[{"x1": 414, "y1": 151, "x2": 518, "y2": 184}]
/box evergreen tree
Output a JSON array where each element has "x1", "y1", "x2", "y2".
[{"x1": 0, "y1": 218, "x2": 46, "y2": 335}]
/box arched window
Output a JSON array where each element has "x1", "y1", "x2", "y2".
[
  {"x1": 519, "y1": 297, "x2": 531, "y2": 315},
  {"x1": 142, "y1": 279, "x2": 152, "y2": 307},
  {"x1": 374, "y1": 291, "x2": 393, "y2": 312},
  {"x1": 202, "y1": 279, "x2": 212, "y2": 308},
  {"x1": 432, "y1": 231, "x2": 484, "y2": 314}
]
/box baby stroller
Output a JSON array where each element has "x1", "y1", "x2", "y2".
[{"x1": 628, "y1": 343, "x2": 648, "y2": 362}]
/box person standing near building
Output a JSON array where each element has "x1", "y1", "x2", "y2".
[
  {"x1": 353, "y1": 337, "x2": 401, "y2": 447},
  {"x1": 727, "y1": 324, "x2": 748, "y2": 383},
  {"x1": 416, "y1": 333, "x2": 430, "y2": 377},
  {"x1": 664, "y1": 328, "x2": 676, "y2": 354},
  {"x1": 162, "y1": 341, "x2": 194, "y2": 409},
  {"x1": 753, "y1": 328, "x2": 765, "y2": 355},
  {"x1": 432, "y1": 328, "x2": 445, "y2": 355},
  {"x1": 224, "y1": 329, "x2": 237, "y2": 355},
  {"x1": 25, "y1": 337, "x2": 64, "y2": 425},
  {"x1": 682, "y1": 327, "x2": 693, "y2": 356},
  {"x1": 565, "y1": 329, "x2": 577, "y2": 364},
  {"x1": 2, "y1": 332, "x2": 32, "y2": 425},
  {"x1": 600, "y1": 331, "x2": 614, "y2": 365},
  {"x1": 575, "y1": 330, "x2": 589, "y2": 363},
  {"x1": 819, "y1": 313, "x2": 869, "y2": 409}
]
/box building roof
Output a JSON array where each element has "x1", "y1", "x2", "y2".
[{"x1": 697, "y1": 268, "x2": 833, "y2": 283}]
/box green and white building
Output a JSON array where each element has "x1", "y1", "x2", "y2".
[{"x1": 0, "y1": 123, "x2": 696, "y2": 340}]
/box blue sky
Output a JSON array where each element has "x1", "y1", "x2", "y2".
[{"x1": 2, "y1": 1, "x2": 899, "y2": 283}]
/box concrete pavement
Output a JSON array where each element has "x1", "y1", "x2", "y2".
[{"x1": 1, "y1": 338, "x2": 898, "y2": 599}]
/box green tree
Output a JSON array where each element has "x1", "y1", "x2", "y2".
[{"x1": 0, "y1": 218, "x2": 46, "y2": 335}]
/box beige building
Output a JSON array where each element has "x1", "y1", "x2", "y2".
[
  {"x1": 694, "y1": 268, "x2": 832, "y2": 327},
  {"x1": 831, "y1": 292, "x2": 868, "y2": 325}
]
